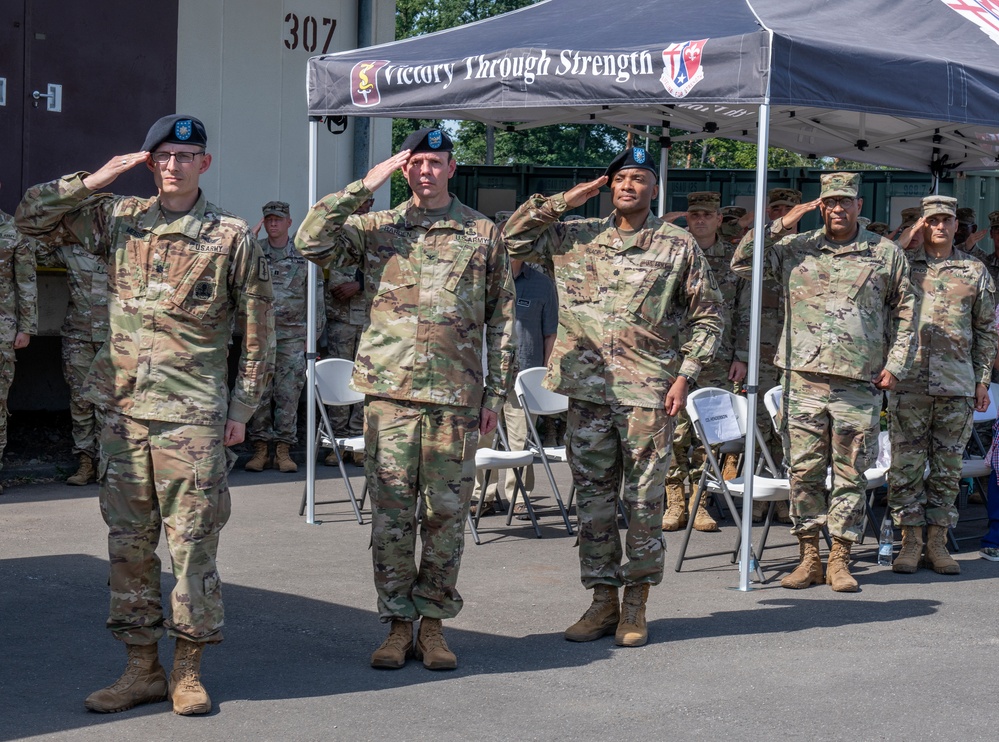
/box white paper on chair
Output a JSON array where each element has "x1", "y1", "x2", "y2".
[{"x1": 697, "y1": 394, "x2": 741, "y2": 445}]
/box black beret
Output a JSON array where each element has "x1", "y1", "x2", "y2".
[
  {"x1": 141, "y1": 115, "x2": 208, "y2": 152},
  {"x1": 400, "y1": 127, "x2": 453, "y2": 154},
  {"x1": 605, "y1": 146, "x2": 659, "y2": 182}
]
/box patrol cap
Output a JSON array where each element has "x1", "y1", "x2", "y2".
[
  {"x1": 262, "y1": 200, "x2": 291, "y2": 218},
  {"x1": 721, "y1": 205, "x2": 747, "y2": 221},
  {"x1": 400, "y1": 127, "x2": 453, "y2": 154},
  {"x1": 562, "y1": 214, "x2": 586, "y2": 222},
  {"x1": 921, "y1": 195, "x2": 958, "y2": 219},
  {"x1": 819, "y1": 172, "x2": 861, "y2": 199},
  {"x1": 768, "y1": 188, "x2": 802, "y2": 207},
  {"x1": 868, "y1": 221, "x2": 890, "y2": 235},
  {"x1": 857, "y1": 216, "x2": 871, "y2": 229},
  {"x1": 141, "y1": 114, "x2": 207, "y2": 152},
  {"x1": 899, "y1": 206, "x2": 921, "y2": 229},
  {"x1": 989, "y1": 210, "x2": 999, "y2": 228},
  {"x1": 956, "y1": 206, "x2": 977, "y2": 225},
  {"x1": 604, "y1": 147, "x2": 659, "y2": 182},
  {"x1": 494, "y1": 210, "x2": 514, "y2": 223},
  {"x1": 686, "y1": 191, "x2": 721, "y2": 213}
]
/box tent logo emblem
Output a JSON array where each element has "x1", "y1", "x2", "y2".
[
  {"x1": 350, "y1": 60, "x2": 390, "y2": 107},
  {"x1": 660, "y1": 39, "x2": 707, "y2": 98}
]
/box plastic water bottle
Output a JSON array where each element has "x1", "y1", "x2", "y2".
[{"x1": 878, "y1": 522, "x2": 894, "y2": 566}]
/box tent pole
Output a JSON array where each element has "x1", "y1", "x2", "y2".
[
  {"x1": 305, "y1": 117, "x2": 320, "y2": 525},
  {"x1": 658, "y1": 131, "x2": 669, "y2": 218},
  {"x1": 737, "y1": 103, "x2": 772, "y2": 591}
]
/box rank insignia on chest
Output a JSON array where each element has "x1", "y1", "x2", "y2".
[
  {"x1": 193, "y1": 280, "x2": 215, "y2": 301},
  {"x1": 517, "y1": 298, "x2": 531, "y2": 307},
  {"x1": 258, "y1": 256, "x2": 270, "y2": 281}
]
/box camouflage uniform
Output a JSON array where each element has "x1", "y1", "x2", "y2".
[
  {"x1": 324, "y1": 267, "x2": 366, "y2": 435},
  {"x1": 15, "y1": 174, "x2": 275, "y2": 643},
  {"x1": 889, "y1": 244, "x2": 996, "y2": 527},
  {"x1": 0, "y1": 211, "x2": 38, "y2": 472},
  {"x1": 504, "y1": 192, "x2": 724, "y2": 587},
  {"x1": 36, "y1": 244, "x2": 108, "y2": 459},
  {"x1": 295, "y1": 179, "x2": 516, "y2": 621},
  {"x1": 247, "y1": 238, "x2": 316, "y2": 446},
  {"x1": 732, "y1": 219, "x2": 915, "y2": 542}
]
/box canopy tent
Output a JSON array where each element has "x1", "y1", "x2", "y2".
[{"x1": 299, "y1": 0, "x2": 999, "y2": 589}]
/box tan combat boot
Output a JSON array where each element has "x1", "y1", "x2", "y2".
[
  {"x1": 721, "y1": 454, "x2": 740, "y2": 481},
  {"x1": 66, "y1": 453, "x2": 96, "y2": 486},
  {"x1": 781, "y1": 534, "x2": 824, "y2": 589},
  {"x1": 775, "y1": 499, "x2": 793, "y2": 524},
  {"x1": 370, "y1": 620, "x2": 413, "y2": 669},
  {"x1": 565, "y1": 585, "x2": 619, "y2": 642},
  {"x1": 274, "y1": 443, "x2": 298, "y2": 473},
  {"x1": 415, "y1": 618, "x2": 457, "y2": 670},
  {"x1": 84, "y1": 643, "x2": 167, "y2": 713},
  {"x1": 690, "y1": 496, "x2": 719, "y2": 532},
  {"x1": 661, "y1": 484, "x2": 688, "y2": 531},
  {"x1": 615, "y1": 584, "x2": 650, "y2": 647},
  {"x1": 892, "y1": 525, "x2": 923, "y2": 574},
  {"x1": 244, "y1": 440, "x2": 271, "y2": 472},
  {"x1": 924, "y1": 524, "x2": 960, "y2": 575},
  {"x1": 826, "y1": 537, "x2": 860, "y2": 592},
  {"x1": 323, "y1": 448, "x2": 340, "y2": 466},
  {"x1": 752, "y1": 501, "x2": 767, "y2": 523},
  {"x1": 169, "y1": 639, "x2": 211, "y2": 715}
]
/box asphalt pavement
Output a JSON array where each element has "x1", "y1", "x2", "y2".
[{"x1": 2, "y1": 461, "x2": 997, "y2": 742}]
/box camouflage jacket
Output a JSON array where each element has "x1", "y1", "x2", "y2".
[
  {"x1": 325, "y1": 267, "x2": 367, "y2": 327},
  {"x1": 295, "y1": 180, "x2": 516, "y2": 412},
  {"x1": 36, "y1": 243, "x2": 109, "y2": 343},
  {"x1": 254, "y1": 237, "x2": 322, "y2": 343},
  {"x1": 688, "y1": 237, "x2": 749, "y2": 378},
  {"x1": 503, "y1": 193, "x2": 724, "y2": 408},
  {"x1": 976, "y1": 247, "x2": 999, "y2": 286},
  {"x1": 898, "y1": 245, "x2": 997, "y2": 397},
  {"x1": 732, "y1": 222, "x2": 915, "y2": 382},
  {"x1": 15, "y1": 174, "x2": 275, "y2": 425},
  {"x1": 733, "y1": 225, "x2": 786, "y2": 367},
  {"x1": 0, "y1": 210, "x2": 39, "y2": 345}
]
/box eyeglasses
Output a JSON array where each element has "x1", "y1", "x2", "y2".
[
  {"x1": 821, "y1": 197, "x2": 855, "y2": 209},
  {"x1": 150, "y1": 151, "x2": 205, "y2": 164}
]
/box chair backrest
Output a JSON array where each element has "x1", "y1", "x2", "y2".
[
  {"x1": 974, "y1": 382, "x2": 999, "y2": 423},
  {"x1": 315, "y1": 358, "x2": 364, "y2": 407},
  {"x1": 686, "y1": 387, "x2": 746, "y2": 445},
  {"x1": 762, "y1": 386, "x2": 782, "y2": 434},
  {"x1": 515, "y1": 367, "x2": 568, "y2": 415}
]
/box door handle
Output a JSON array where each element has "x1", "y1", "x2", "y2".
[{"x1": 31, "y1": 83, "x2": 62, "y2": 112}]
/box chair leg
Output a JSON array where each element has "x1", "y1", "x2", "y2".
[
  {"x1": 512, "y1": 467, "x2": 542, "y2": 538},
  {"x1": 674, "y1": 484, "x2": 700, "y2": 572}
]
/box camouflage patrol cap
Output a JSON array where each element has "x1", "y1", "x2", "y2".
[
  {"x1": 262, "y1": 200, "x2": 291, "y2": 218},
  {"x1": 562, "y1": 214, "x2": 586, "y2": 222},
  {"x1": 141, "y1": 114, "x2": 207, "y2": 152},
  {"x1": 605, "y1": 147, "x2": 659, "y2": 182},
  {"x1": 721, "y1": 205, "x2": 747, "y2": 221},
  {"x1": 857, "y1": 216, "x2": 871, "y2": 229},
  {"x1": 494, "y1": 210, "x2": 514, "y2": 223},
  {"x1": 768, "y1": 188, "x2": 802, "y2": 207},
  {"x1": 989, "y1": 210, "x2": 999, "y2": 228},
  {"x1": 868, "y1": 221, "x2": 890, "y2": 235},
  {"x1": 921, "y1": 195, "x2": 958, "y2": 219},
  {"x1": 400, "y1": 127, "x2": 453, "y2": 153},
  {"x1": 956, "y1": 206, "x2": 977, "y2": 225},
  {"x1": 687, "y1": 191, "x2": 721, "y2": 213},
  {"x1": 899, "y1": 206, "x2": 922, "y2": 229},
  {"x1": 819, "y1": 172, "x2": 861, "y2": 199}
]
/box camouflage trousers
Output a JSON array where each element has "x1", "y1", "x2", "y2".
[
  {"x1": 785, "y1": 372, "x2": 879, "y2": 542},
  {"x1": 61, "y1": 337, "x2": 102, "y2": 458},
  {"x1": 567, "y1": 399, "x2": 673, "y2": 588},
  {"x1": 888, "y1": 391, "x2": 973, "y2": 528},
  {"x1": 0, "y1": 347, "x2": 12, "y2": 470},
  {"x1": 364, "y1": 397, "x2": 479, "y2": 622},
  {"x1": 326, "y1": 321, "x2": 364, "y2": 436},
  {"x1": 471, "y1": 398, "x2": 534, "y2": 505},
  {"x1": 98, "y1": 411, "x2": 232, "y2": 645},
  {"x1": 247, "y1": 340, "x2": 306, "y2": 445}
]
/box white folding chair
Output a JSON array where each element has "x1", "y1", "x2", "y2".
[
  {"x1": 467, "y1": 420, "x2": 540, "y2": 544},
  {"x1": 299, "y1": 358, "x2": 367, "y2": 524},
  {"x1": 515, "y1": 367, "x2": 575, "y2": 535},
  {"x1": 674, "y1": 387, "x2": 790, "y2": 582}
]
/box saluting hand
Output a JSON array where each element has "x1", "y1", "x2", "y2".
[
  {"x1": 82, "y1": 152, "x2": 150, "y2": 191},
  {"x1": 361, "y1": 150, "x2": 411, "y2": 194},
  {"x1": 564, "y1": 176, "x2": 608, "y2": 209},
  {"x1": 779, "y1": 198, "x2": 821, "y2": 231}
]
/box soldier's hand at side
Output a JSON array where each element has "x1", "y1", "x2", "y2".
[
  {"x1": 331, "y1": 281, "x2": 361, "y2": 301},
  {"x1": 665, "y1": 376, "x2": 688, "y2": 416},
  {"x1": 564, "y1": 176, "x2": 608, "y2": 209},
  {"x1": 729, "y1": 360, "x2": 747, "y2": 383},
  {"x1": 873, "y1": 369, "x2": 898, "y2": 391},
  {"x1": 362, "y1": 150, "x2": 411, "y2": 193},
  {"x1": 479, "y1": 407, "x2": 498, "y2": 435},
  {"x1": 82, "y1": 152, "x2": 150, "y2": 191},
  {"x1": 224, "y1": 419, "x2": 246, "y2": 446},
  {"x1": 13, "y1": 332, "x2": 29, "y2": 350},
  {"x1": 975, "y1": 383, "x2": 991, "y2": 412},
  {"x1": 965, "y1": 228, "x2": 988, "y2": 250},
  {"x1": 780, "y1": 199, "x2": 820, "y2": 230}
]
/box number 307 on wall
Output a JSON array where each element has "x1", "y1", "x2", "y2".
[{"x1": 284, "y1": 13, "x2": 337, "y2": 53}]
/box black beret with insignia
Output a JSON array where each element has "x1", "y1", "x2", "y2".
[
  {"x1": 400, "y1": 127, "x2": 453, "y2": 154},
  {"x1": 604, "y1": 147, "x2": 659, "y2": 182},
  {"x1": 142, "y1": 114, "x2": 208, "y2": 152}
]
